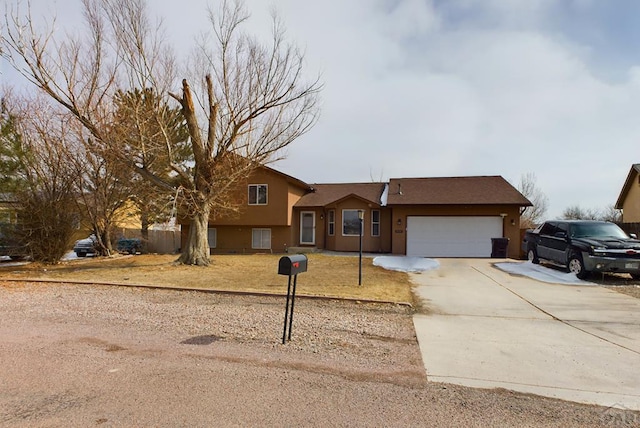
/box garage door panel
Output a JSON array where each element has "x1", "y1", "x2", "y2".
[{"x1": 407, "y1": 216, "x2": 502, "y2": 257}]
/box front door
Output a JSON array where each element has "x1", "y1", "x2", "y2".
[{"x1": 300, "y1": 212, "x2": 316, "y2": 245}]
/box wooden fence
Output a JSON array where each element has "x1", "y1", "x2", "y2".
[
  {"x1": 147, "y1": 229, "x2": 181, "y2": 254},
  {"x1": 116, "y1": 227, "x2": 181, "y2": 254},
  {"x1": 617, "y1": 222, "x2": 640, "y2": 237}
]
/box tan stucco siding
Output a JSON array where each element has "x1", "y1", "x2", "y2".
[
  {"x1": 622, "y1": 173, "x2": 640, "y2": 222},
  {"x1": 181, "y1": 224, "x2": 293, "y2": 254},
  {"x1": 390, "y1": 205, "x2": 522, "y2": 259},
  {"x1": 288, "y1": 185, "x2": 308, "y2": 225},
  {"x1": 214, "y1": 226, "x2": 292, "y2": 253},
  {"x1": 212, "y1": 168, "x2": 305, "y2": 227}
]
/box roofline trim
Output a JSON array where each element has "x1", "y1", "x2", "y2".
[{"x1": 615, "y1": 164, "x2": 640, "y2": 209}]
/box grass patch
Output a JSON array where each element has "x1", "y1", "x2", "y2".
[{"x1": 0, "y1": 253, "x2": 414, "y2": 304}]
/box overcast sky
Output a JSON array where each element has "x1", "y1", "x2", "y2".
[{"x1": 3, "y1": 0, "x2": 640, "y2": 220}]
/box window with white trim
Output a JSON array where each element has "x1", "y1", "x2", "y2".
[
  {"x1": 371, "y1": 210, "x2": 380, "y2": 237},
  {"x1": 328, "y1": 210, "x2": 335, "y2": 236},
  {"x1": 208, "y1": 228, "x2": 217, "y2": 249},
  {"x1": 252, "y1": 228, "x2": 271, "y2": 249},
  {"x1": 342, "y1": 209, "x2": 362, "y2": 236},
  {"x1": 0, "y1": 209, "x2": 14, "y2": 224},
  {"x1": 248, "y1": 184, "x2": 268, "y2": 205}
]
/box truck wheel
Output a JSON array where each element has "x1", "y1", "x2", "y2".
[
  {"x1": 568, "y1": 254, "x2": 588, "y2": 279},
  {"x1": 527, "y1": 248, "x2": 539, "y2": 264}
]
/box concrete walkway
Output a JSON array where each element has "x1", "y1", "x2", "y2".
[{"x1": 412, "y1": 259, "x2": 640, "y2": 410}]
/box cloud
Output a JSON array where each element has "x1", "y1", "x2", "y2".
[
  {"x1": 275, "y1": 1, "x2": 640, "y2": 218},
  {"x1": 382, "y1": 0, "x2": 441, "y2": 40},
  {"x1": 5, "y1": 0, "x2": 640, "y2": 218}
]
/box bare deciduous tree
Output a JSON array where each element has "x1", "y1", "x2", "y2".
[
  {"x1": 2, "y1": 0, "x2": 136, "y2": 255},
  {"x1": 517, "y1": 172, "x2": 548, "y2": 228},
  {"x1": 168, "y1": 2, "x2": 321, "y2": 265},
  {"x1": 561, "y1": 204, "x2": 621, "y2": 222},
  {"x1": 561, "y1": 205, "x2": 600, "y2": 220},
  {"x1": 601, "y1": 204, "x2": 622, "y2": 223},
  {"x1": 2, "y1": 94, "x2": 79, "y2": 263},
  {"x1": 2, "y1": 0, "x2": 321, "y2": 266},
  {"x1": 70, "y1": 127, "x2": 135, "y2": 255}
]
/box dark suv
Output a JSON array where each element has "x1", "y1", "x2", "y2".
[{"x1": 523, "y1": 220, "x2": 640, "y2": 279}]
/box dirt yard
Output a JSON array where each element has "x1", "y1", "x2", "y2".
[
  {"x1": 0, "y1": 253, "x2": 414, "y2": 304},
  {"x1": 607, "y1": 284, "x2": 640, "y2": 299},
  {"x1": 1, "y1": 280, "x2": 637, "y2": 427}
]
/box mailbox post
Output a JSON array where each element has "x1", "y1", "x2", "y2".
[
  {"x1": 358, "y1": 210, "x2": 364, "y2": 286},
  {"x1": 278, "y1": 254, "x2": 308, "y2": 344}
]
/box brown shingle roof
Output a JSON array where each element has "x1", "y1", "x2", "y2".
[
  {"x1": 260, "y1": 164, "x2": 313, "y2": 191},
  {"x1": 386, "y1": 176, "x2": 531, "y2": 206},
  {"x1": 295, "y1": 183, "x2": 386, "y2": 207}
]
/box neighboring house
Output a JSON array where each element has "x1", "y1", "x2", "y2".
[
  {"x1": 615, "y1": 164, "x2": 640, "y2": 222},
  {"x1": 0, "y1": 193, "x2": 18, "y2": 225},
  {"x1": 180, "y1": 165, "x2": 532, "y2": 259}
]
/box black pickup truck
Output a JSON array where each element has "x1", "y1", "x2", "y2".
[{"x1": 522, "y1": 220, "x2": 640, "y2": 279}]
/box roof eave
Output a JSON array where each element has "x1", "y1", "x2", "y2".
[
  {"x1": 261, "y1": 163, "x2": 313, "y2": 192},
  {"x1": 615, "y1": 164, "x2": 640, "y2": 209},
  {"x1": 386, "y1": 201, "x2": 532, "y2": 206},
  {"x1": 326, "y1": 193, "x2": 382, "y2": 207}
]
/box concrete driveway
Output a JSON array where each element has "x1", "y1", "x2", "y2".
[{"x1": 412, "y1": 259, "x2": 640, "y2": 410}]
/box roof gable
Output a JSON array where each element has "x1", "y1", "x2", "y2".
[
  {"x1": 294, "y1": 183, "x2": 386, "y2": 207},
  {"x1": 386, "y1": 176, "x2": 531, "y2": 206},
  {"x1": 258, "y1": 164, "x2": 313, "y2": 192},
  {"x1": 615, "y1": 164, "x2": 640, "y2": 209}
]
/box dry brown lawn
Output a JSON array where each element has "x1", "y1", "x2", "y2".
[
  {"x1": 0, "y1": 253, "x2": 414, "y2": 304},
  {"x1": 608, "y1": 284, "x2": 640, "y2": 299}
]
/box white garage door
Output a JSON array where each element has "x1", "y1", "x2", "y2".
[{"x1": 406, "y1": 216, "x2": 503, "y2": 257}]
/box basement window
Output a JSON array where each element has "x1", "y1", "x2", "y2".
[
  {"x1": 208, "y1": 228, "x2": 217, "y2": 249},
  {"x1": 252, "y1": 228, "x2": 271, "y2": 249}
]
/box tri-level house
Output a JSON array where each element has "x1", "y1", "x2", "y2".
[{"x1": 179, "y1": 165, "x2": 531, "y2": 259}]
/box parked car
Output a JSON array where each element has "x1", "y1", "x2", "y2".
[
  {"x1": 0, "y1": 223, "x2": 30, "y2": 260},
  {"x1": 117, "y1": 237, "x2": 141, "y2": 255},
  {"x1": 522, "y1": 220, "x2": 640, "y2": 279},
  {"x1": 73, "y1": 234, "x2": 98, "y2": 257}
]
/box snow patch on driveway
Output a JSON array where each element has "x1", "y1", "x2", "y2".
[
  {"x1": 62, "y1": 251, "x2": 80, "y2": 261},
  {"x1": 373, "y1": 256, "x2": 439, "y2": 273},
  {"x1": 495, "y1": 261, "x2": 595, "y2": 285},
  {"x1": 0, "y1": 256, "x2": 30, "y2": 267}
]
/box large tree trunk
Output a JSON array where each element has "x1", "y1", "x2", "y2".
[
  {"x1": 178, "y1": 206, "x2": 211, "y2": 266},
  {"x1": 140, "y1": 210, "x2": 149, "y2": 253},
  {"x1": 93, "y1": 226, "x2": 112, "y2": 257}
]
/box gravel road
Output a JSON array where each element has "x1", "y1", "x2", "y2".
[{"x1": 0, "y1": 281, "x2": 637, "y2": 427}]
